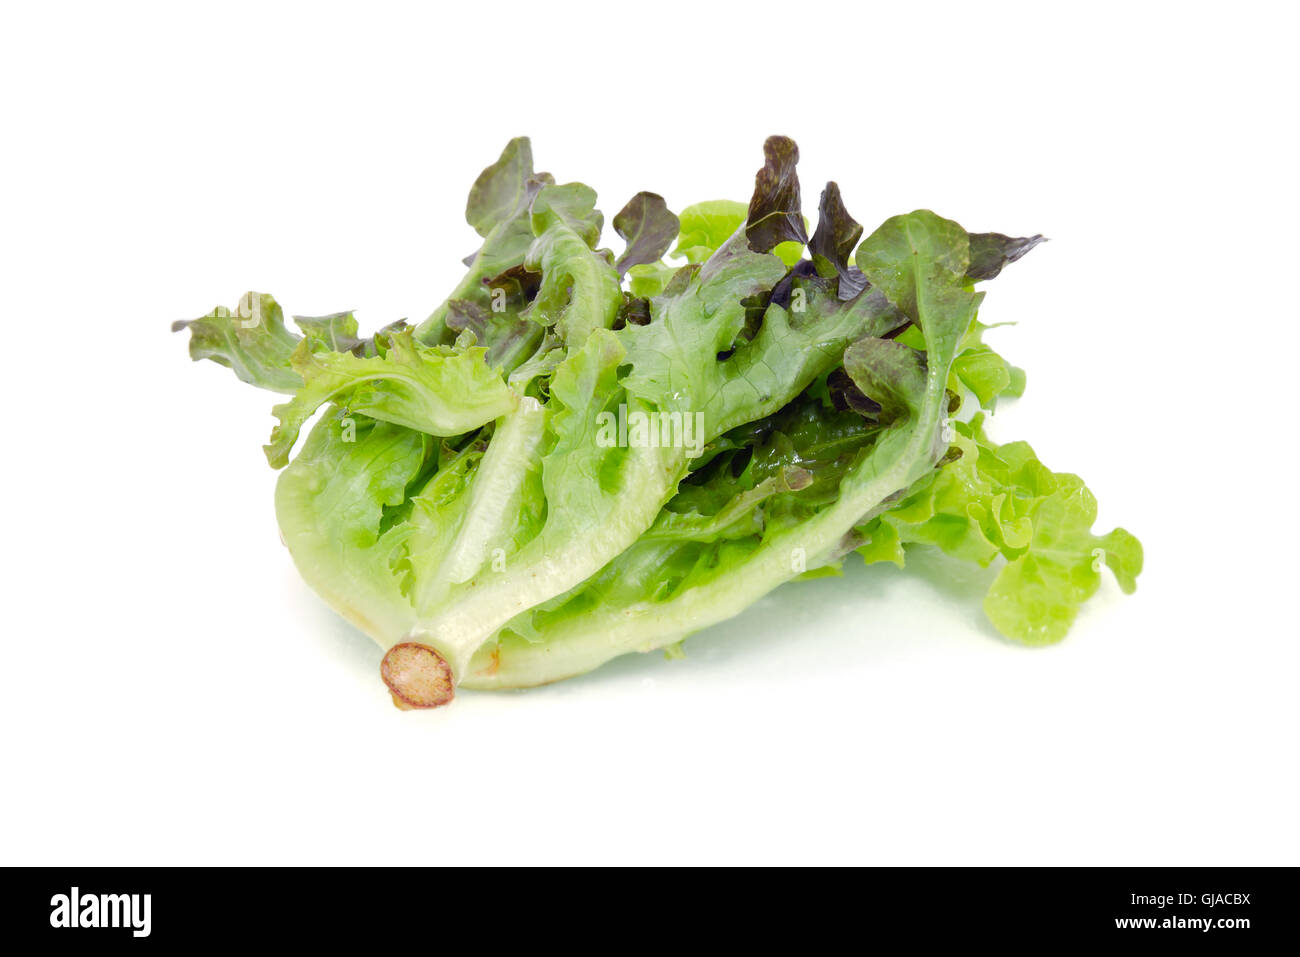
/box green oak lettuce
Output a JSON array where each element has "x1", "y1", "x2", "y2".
[
  {"x1": 175, "y1": 136, "x2": 1141, "y2": 708},
  {"x1": 856, "y1": 414, "x2": 1141, "y2": 644}
]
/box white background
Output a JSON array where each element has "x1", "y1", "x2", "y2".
[{"x1": 2, "y1": 1, "x2": 1297, "y2": 865}]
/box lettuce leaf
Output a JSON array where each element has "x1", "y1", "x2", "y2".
[
  {"x1": 175, "y1": 135, "x2": 1140, "y2": 708},
  {"x1": 856, "y1": 414, "x2": 1141, "y2": 643},
  {"x1": 263, "y1": 329, "x2": 517, "y2": 468}
]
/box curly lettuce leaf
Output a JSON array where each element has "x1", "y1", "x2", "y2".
[
  {"x1": 625, "y1": 261, "x2": 679, "y2": 298},
  {"x1": 465, "y1": 136, "x2": 536, "y2": 238},
  {"x1": 857, "y1": 414, "x2": 1142, "y2": 643},
  {"x1": 264, "y1": 328, "x2": 517, "y2": 467},
  {"x1": 523, "y1": 184, "x2": 622, "y2": 345},
  {"x1": 675, "y1": 199, "x2": 804, "y2": 268},
  {"x1": 274, "y1": 411, "x2": 434, "y2": 641},
  {"x1": 173, "y1": 293, "x2": 416, "y2": 390},
  {"x1": 416, "y1": 138, "x2": 576, "y2": 345},
  {"x1": 172, "y1": 292, "x2": 305, "y2": 393}
]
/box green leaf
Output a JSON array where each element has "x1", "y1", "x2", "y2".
[
  {"x1": 530, "y1": 182, "x2": 604, "y2": 249},
  {"x1": 856, "y1": 210, "x2": 969, "y2": 315},
  {"x1": 416, "y1": 138, "x2": 557, "y2": 343},
  {"x1": 675, "y1": 199, "x2": 803, "y2": 268},
  {"x1": 858, "y1": 415, "x2": 1143, "y2": 645},
  {"x1": 172, "y1": 292, "x2": 303, "y2": 393},
  {"x1": 401, "y1": 399, "x2": 548, "y2": 613},
  {"x1": 174, "y1": 294, "x2": 427, "y2": 393},
  {"x1": 857, "y1": 519, "x2": 905, "y2": 567},
  {"x1": 618, "y1": 234, "x2": 788, "y2": 425},
  {"x1": 293, "y1": 311, "x2": 363, "y2": 353},
  {"x1": 626, "y1": 261, "x2": 679, "y2": 298},
  {"x1": 855, "y1": 210, "x2": 982, "y2": 373},
  {"x1": 983, "y1": 474, "x2": 1142, "y2": 644},
  {"x1": 675, "y1": 199, "x2": 748, "y2": 264},
  {"x1": 274, "y1": 411, "x2": 433, "y2": 640},
  {"x1": 900, "y1": 318, "x2": 1027, "y2": 411},
  {"x1": 264, "y1": 328, "x2": 517, "y2": 468},
  {"x1": 465, "y1": 136, "x2": 535, "y2": 238},
  {"x1": 524, "y1": 185, "x2": 623, "y2": 346}
]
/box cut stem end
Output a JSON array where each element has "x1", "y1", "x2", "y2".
[{"x1": 381, "y1": 642, "x2": 455, "y2": 710}]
